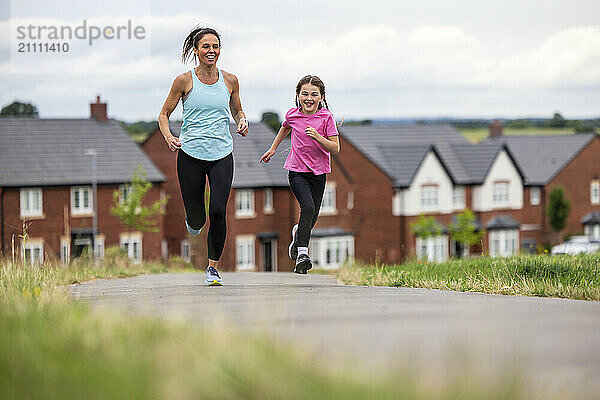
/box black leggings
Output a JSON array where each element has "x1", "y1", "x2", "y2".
[
  {"x1": 288, "y1": 171, "x2": 326, "y2": 247},
  {"x1": 177, "y1": 150, "x2": 233, "y2": 261}
]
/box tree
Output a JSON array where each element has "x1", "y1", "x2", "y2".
[
  {"x1": 449, "y1": 209, "x2": 484, "y2": 256},
  {"x1": 261, "y1": 111, "x2": 281, "y2": 133},
  {"x1": 547, "y1": 112, "x2": 566, "y2": 128},
  {"x1": 546, "y1": 186, "x2": 570, "y2": 239},
  {"x1": 111, "y1": 166, "x2": 168, "y2": 233},
  {"x1": 410, "y1": 214, "x2": 442, "y2": 239},
  {"x1": 1, "y1": 101, "x2": 39, "y2": 118}
]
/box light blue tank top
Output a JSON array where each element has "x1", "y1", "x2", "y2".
[{"x1": 180, "y1": 69, "x2": 232, "y2": 161}]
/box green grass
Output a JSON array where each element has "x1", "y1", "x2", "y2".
[
  {"x1": 0, "y1": 258, "x2": 533, "y2": 399},
  {"x1": 339, "y1": 254, "x2": 600, "y2": 301},
  {"x1": 457, "y1": 127, "x2": 575, "y2": 143}
]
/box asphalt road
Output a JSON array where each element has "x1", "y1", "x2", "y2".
[{"x1": 70, "y1": 272, "x2": 600, "y2": 397}]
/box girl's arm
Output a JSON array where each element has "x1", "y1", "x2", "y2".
[
  {"x1": 305, "y1": 126, "x2": 340, "y2": 153},
  {"x1": 158, "y1": 74, "x2": 187, "y2": 152},
  {"x1": 259, "y1": 126, "x2": 292, "y2": 163}
]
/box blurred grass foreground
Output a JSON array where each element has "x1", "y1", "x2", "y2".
[{"x1": 0, "y1": 255, "x2": 532, "y2": 400}]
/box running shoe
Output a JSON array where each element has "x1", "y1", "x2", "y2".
[
  {"x1": 294, "y1": 254, "x2": 312, "y2": 274},
  {"x1": 288, "y1": 224, "x2": 299, "y2": 260},
  {"x1": 205, "y1": 266, "x2": 223, "y2": 286},
  {"x1": 186, "y1": 219, "x2": 201, "y2": 236}
]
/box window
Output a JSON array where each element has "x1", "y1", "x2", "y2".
[
  {"x1": 320, "y1": 183, "x2": 336, "y2": 214},
  {"x1": 236, "y1": 236, "x2": 255, "y2": 270},
  {"x1": 120, "y1": 233, "x2": 142, "y2": 262},
  {"x1": 420, "y1": 185, "x2": 438, "y2": 211},
  {"x1": 71, "y1": 186, "x2": 93, "y2": 215},
  {"x1": 415, "y1": 235, "x2": 448, "y2": 262},
  {"x1": 94, "y1": 236, "x2": 104, "y2": 258},
  {"x1": 20, "y1": 188, "x2": 43, "y2": 217},
  {"x1": 309, "y1": 236, "x2": 354, "y2": 270},
  {"x1": 60, "y1": 238, "x2": 70, "y2": 264},
  {"x1": 492, "y1": 182, "x2": 509, "y2": 207},
  {"x1": 585, "y1": 225, "x2": 600, "y2": 241},
  {"x1": 23, "y1": 240, "x2": 43, "y2": 265},
  {"x1": 181, "y1": 239, "x2": 190, "y2": 262},
  {"x1": 530, "y1": 187, "x2": 541, "y2": 206},
  {"x1": 347, "y1": 191, "x2": 354, "y2": 210},
  {"x1": 263, "y1": 188, "x2": 273, "y2": 213},
  {"x1": 453, "y1": 186, "x2": 465, "y2": 209},
  {"x1": 591, "y1": 181, "x2": 600, "y2": 205},
  {"x1": 119, "y1": 184, "x2": 132, "y2": 203},
  {"x1": 489, "y1": 230, "x2": 519, "y2": 257},
  {"x1": 235, "y1": 189, "x2": 255, "y2": 217}
]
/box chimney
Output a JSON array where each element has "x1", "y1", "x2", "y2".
[
  {"x1": 90, "y1": 95, "x2": 108, "y2": 121},
  {"x1": 489, "y1": 119, "x2": 503, "y2": 138}
]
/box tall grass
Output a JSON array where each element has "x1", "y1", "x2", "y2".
[
  {"x1": 0, "y1": 258, "x2": 532, "y2": 399},
  {"x1": 339, "y1": 254, "x2": 600, "y2": 300}
]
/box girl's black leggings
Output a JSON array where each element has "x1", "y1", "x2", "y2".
[
  {"x1": 288, "y1": 171, "x2": 326, "y2": 247},
  {"x1": 177, "y1": 150, "x2": 233, "y2": 261}
]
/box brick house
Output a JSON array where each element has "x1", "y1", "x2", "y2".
[
  {"x1": 0, "y1": 97, "x2": 166, "y2": 264},
  {"x1": 482, "y1": 125, "x2": 600, "y2": 248}
]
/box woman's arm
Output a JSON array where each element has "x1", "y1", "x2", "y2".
[
  {"x1": 259, "y1": 126, "x2": 292, "y2": 163},
  {"x1": 305, "y1": 127, "x2": 340, "y2": 153},
  {"x1": 224, "y1": 72, "x2": 248, "y2": 136},
  {"x1": 158, "y1": 74, "x2": 187, "y2": 151}
]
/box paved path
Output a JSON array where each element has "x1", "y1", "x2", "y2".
[{"x1": 70, "y1": 272, "x2": 600, "y2": 397}]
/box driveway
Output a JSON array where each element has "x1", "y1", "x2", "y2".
[{"x1": 70, "y1": 272, "x2": 600, "y2": 397}]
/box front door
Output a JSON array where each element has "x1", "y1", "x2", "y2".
[
  {"x1": 261, "y1": 239, "x2": 277, "y2": 272},
  {"x1": 72, "y1": 234, "x2": 92, "y2": 258}
]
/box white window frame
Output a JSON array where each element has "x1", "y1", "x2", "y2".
[
  {"x1": 347, "y1": 191, "x2": 354, "y2": 210},
  {"x1": 591, "y1": 181, "x2": 600, "y2": 205},
  {"x1": 320, "y1": 183, "x2": 337, "y2": 215},
  {"x1": 94, "y1": 235, "x2": 105, "y2": 258},
  {"x1": 492, "y1": 182, "x2": 509, "y2": 208},
  {"x1": 530, "y1": 187, "x2": 541, "y2": 206},
  {"x1": 20, "y1": 188, "x2": 43, "y2": 218},
  {"x1": 453, "y1": 186, "x2": 465, "y2": 209},
  {"x1": 420, "y1": 185, "x2": 439, "y2": 212},
  {"x1": 489, "y1": 230, "x2": 519, "y2": 257},
  {"x1": 181, "y1": 239, "x2": 191, "y2": 262},
  {"x1": 71, "y1": 186, "x2": 93, "y2": 215},
  {"x1": 263, "y1": 188, "x2": 274, "y2": 213},
  {"x1": 415, "y1": 235, "x2": 448, "y2": 262},
  {"x1": 236, "y1": 235, "x2": 255, "y2": 271},
  {"x1": 60, "y1": 238, "x2": 70, "y2": 264},
  {"x1": 23, "y1": 239, "x2": 44, "y2": 265},
  {"x1": 309, "y1": 235, "x2": 354, "y2": 270},
  {"x1": 235, "y1": 189, "x2": 255, "y2": 218},
  {"x1": 585, "y1": 225, "x2": 600, "y2": 241},
  {"x1": 118, "y1": 184, "x2": 133, "y2": 203},
  {"x1": 120, "y1": 232, "x2": 142, "y2": 262}
]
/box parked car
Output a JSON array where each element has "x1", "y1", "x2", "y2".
[{"x1": 551, "y1": 236, "x2": 600, "y2": 255}]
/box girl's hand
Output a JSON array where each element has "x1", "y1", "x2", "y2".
[
  {"x1": 164, "y1": 134, "x2": 181, "y2": 152},
  {"x1": 305, "y1": 126, "x2": 321, "y2": 142},
  {"x1": 237, "y1": 118, "x2": 248, "y2": 136},
  {"x1": 259, "y1": 148, "x2": 276, "y2": 163}
]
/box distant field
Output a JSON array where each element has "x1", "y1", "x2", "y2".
[{"x1": 457, "y1": 127, "x2": 575, "y2": 143}]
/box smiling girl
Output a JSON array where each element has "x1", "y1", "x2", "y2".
[{"x1": 260, "y1": 75, "x2": 340, "y2": 274}]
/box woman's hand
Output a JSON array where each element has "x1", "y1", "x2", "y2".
[
  {"x1": 237, "y1": 118, "x2": 248, "y2": 137},
  {"x1": 259, "y1": 148, "x2": 276, "y2": 163},
  {"x1": 305, "y1": 126, "x2": 322, "y2": 142},
  {"x1": 164, "y1": 134, "x2": 181, "y2": 152}
]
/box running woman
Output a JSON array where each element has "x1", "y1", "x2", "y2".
[
  {"x1": 259, "y1": 75, "x2": 340, "y2": 274},
  {"x1": 158, "y1": 26, "x2": 248, "y2": 286}
]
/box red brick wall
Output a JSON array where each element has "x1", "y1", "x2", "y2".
[
  {"x1": 544, "y1": 136, "x2": 600, "y2": 244},
  {"x1": 141, "y1": 130, "x2": 187, "y2": 259},
  {"x1": 0, "y1": 184, "x2": 164, "y2": 260}
]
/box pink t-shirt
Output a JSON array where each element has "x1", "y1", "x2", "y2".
[{"x1": 282, "y1": 107, "x2": 339, "y2": 175}]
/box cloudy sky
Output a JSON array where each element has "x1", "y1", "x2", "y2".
[{"x1": 1, "y1": 0, "x2": 599, "y2": 122}]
